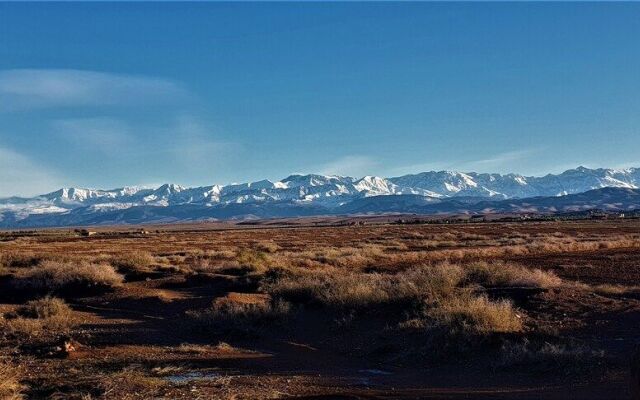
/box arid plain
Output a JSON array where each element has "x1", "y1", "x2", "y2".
[{"x1": 1, "y1": 219, "x2": 640, "y2": 399}]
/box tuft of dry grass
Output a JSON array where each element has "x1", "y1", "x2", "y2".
[
  {"x1": 98, "y1": 369, "x2": 166, "y2": 399},
  {"x1": 14, "y1": 260, "x2": 123, "y2": 293},
  {"x1": 235, "y1": 249, "x2": 271, "y2": 273},
  {"x1": 498, "y1": 339, "x2": 605, "y2": 371},
  {"x1": 210, "y1": 295, "x2": 290, "y2": 320},
  {"x1": 0, "y1": 362, "x2": 24, "y2": 400},
  {"x1": 593, "y1": 284, "x2": 640, "y2": 296},
  {"x1": 111, "y1": 251, "x2": 156, "y2": 275},
  {"x1": 263, "y1": 262, "x2": 517, "y2": 310},
  {"x1": 191, "y1": 295, "x2": 291, "y2": 334},
  {"x1": 428, "y1": 294, "x2": 523, "y2": 335},
  {"x1": 254, "y1": 241, "x2": 280, "y2": 253},
  {"x1": 464, "y1": 261, "x2": 562, "y2": 289},
  {"x1": 21, "y1": 296, "x2": 72, "y2": 320},
  {"x1": 0, "y1": 251, "x2": 43, "y2": 269},
  {"x1": 395, "y1": 263, "x2": 465, "y2": 301},
  {"x1": 177, "y1": 342, "x2": 236, "y2": 354},
  {"x1": 1, "y1": 297, "x2": 75, "y2": 337},
  {"x1": 262, "y1": 267, "x2": 397, "y2": 308}
]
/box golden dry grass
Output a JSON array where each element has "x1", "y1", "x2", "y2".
[
  {"x1": 593, "y1": 284, "x2": 640, "y2": 296},
  {"x1": 428, "y1": 294, "x2": 523, "y2": 335},
  {"x1": 98, "y1": 369, "x2": 166, "y2": 399},
  {"x1": 190, "y1": 294, "x2": 291, "y2": 334},
  {"x1": 0, "y1": 362, "x2": 24, "y2": 400},
  {"x1": 1, "y1": 297, "x2": 75, "y2": 338},
  {"x1": 263, "y1": 262, "x2": 525, "y2": 336},
  {"x1": 0, "y1": 251, "x2": 43, "y2": 269},
  {"x1": 111, "y1": 251, "x2": 156, "y2": 274},
  {"x1": 464, "y1": 261, "x2": 562, "y2": 288},
  {"x1": 21, "y1": 296, "x2": 72, "y2": 319},
  {"x1": 14, "y1": 260, "x2": 123, "y2": 292}
]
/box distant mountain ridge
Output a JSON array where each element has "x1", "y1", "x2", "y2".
[{"x1": 1, "y1": 166, "x2": 639, "y2": 227}]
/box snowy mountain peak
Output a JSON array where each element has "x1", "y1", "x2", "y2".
[{"x1": 1, "y1": 166, "x2": 639, "y2": 226}]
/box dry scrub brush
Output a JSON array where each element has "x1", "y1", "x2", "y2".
[
  {"x1": 13, "y1": 260, "x2": 123, "y2": 294},
  {"x1": 498, "y1": 339, "x2": 605, "y2": 372},
  {"x1": 426, "y1": 293, "x2": 523, "y2": 335},
  {"x1": 262, "y1": 262, "x2": 529, "y2": 336},
  {"x1": 111, "y1": 251, "x2": 156, "y2": 275},
  {"x1": 464, "y1": 261, "x2": 562, "y2": 288},
  {"x1": 190, "y1": 295, "x2": 291, "y2": 334},
  {"x1": 0, "y1": 251, "x2": 44, "y2": 269},
  {"x1": 1, "y1": 297, "x2": 75, "y2": 338}
]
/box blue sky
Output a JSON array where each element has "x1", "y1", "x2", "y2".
[{"x1": 1, "y1": 2, "x2": 639, "y2": 196}]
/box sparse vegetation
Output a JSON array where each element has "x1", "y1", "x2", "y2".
[
  {"x1": 593, "y1": 284, "x2": 640, "y2": 296},
  {"x1": 1, "y1": 297, "x2": 75, "y2": 337},
  {"x1": 254, "y1": 241, "x2": 280, "y2": 253},
  {"x1": 1, "y1": 251, "x2": 43, "y2": 269},
  {"x1": 21, "y1": 296, "x2": 72, "y2": 320},
  {"x1": 235, "y1": 249, "x2": 271, "y2": 273},
  {"x1": 191, "y1": 293, "x2": 291, "y2": 334},
  {"x1": 0, "y1": 221, "x2": 637, "y2": 398},
  {"x1": 111, "y1": 251, "x2": 156, "y2": 275},
  {"x1": 464, "y1": 261, "x2": 562, "y2": 288},
  {"x1": 14, "y1": 260, "x2": 123, "y2": 294},
  {"x1": 498, "y1": 339, "x2": 605, "y2": 372},
  {"x1": 98, "y1": 369, "x2": 167, "y2": 399},
  {"x1": 427, "y1": 294, "x2": 523, "y2": 335}
]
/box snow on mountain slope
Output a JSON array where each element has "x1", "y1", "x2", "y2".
[
  {"x1": 1, "y1": 166, "x2": 639, "y2": 224},
  {"x1": 388, "y1": 167, "x2": 640, "y2": 199}
]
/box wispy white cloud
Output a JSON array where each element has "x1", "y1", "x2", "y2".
[
  {"x1": 316, "y1": 155, "x2": 379, "y2": 177},
  {"x1": 389, "y1": 149, "x2": 542, "y2": 177},
  {"x1": 0, "y1": 69, "x2": 190, "y2": 111},
  {"x1": 0, "y1": 146, "x2": 64, "y2": 197},
  {"x1": 460, "y1": 149, "x2": 540, "y2": 172},
  {"x1": 52, "y1": 117, "x2": 132, "y2": 152}
]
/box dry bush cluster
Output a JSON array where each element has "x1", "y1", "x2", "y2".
[
  {"x1": 13, "y1": 260, "x2": 123, "y2": 293},
  {"x1": 1, "y1": 297, "x2": 75, "y2": 338},
  {"x1": 0, "y1": 251, "x2": 44, "y2": 269},
  {"x1": 464, "y1": 261, "x2": 562, "y2": 288},
  {"x1": 261, "y1": 261, "x2": 538, "y2": 336},
  {"x1": 190, "y1": 295, "x2": 291, "y2": 334},
  {"x1": 111, "y1": 251, "x2": 156, "y2": 275},
  {"x1": 425, "y1": 294, "x2": 523, "y2": 335}
]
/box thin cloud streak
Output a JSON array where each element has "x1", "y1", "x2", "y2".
[
  {"x1": 316, "y1": 155, "x2": 379, "y2": 177},
  {"x1": 389, "y1": 149, "x2": 543, "y2": 177},
  {"x1": 460, "y1": 149, "x2": 541, "y2": 173},
  {"x1": 0, "y1": 69, "x2": 190, "y2": 111}
]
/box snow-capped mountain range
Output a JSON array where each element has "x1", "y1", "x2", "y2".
[{"x1": 1, "y1": 166, "x2": 639, "y2": 227}]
